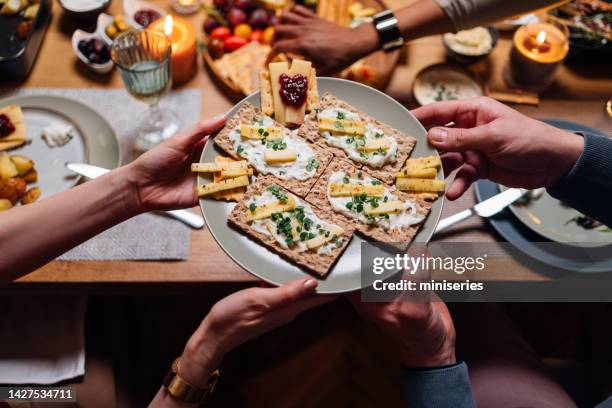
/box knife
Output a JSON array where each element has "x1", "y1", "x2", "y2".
[
  {"x1": 434, "y1": 188, "x2": 527, "y2": 235},
  {"x1": 66, "y1": 163, "x2": 205, "y2": 229}
]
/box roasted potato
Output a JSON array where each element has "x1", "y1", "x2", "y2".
[
  {"x1": 0, "y1": 177, "x2": 26, "y2": 203},
  {"x1": 21, "y1": 186, "x2": 41, "y2": 205},
  {"x1": 10, "y1": 154, "x2": 34, "y2": 176},
  {"x1": 0, "y1": 154, "x2": 19, "y2": 179},
  {"x1": 0, "y1": 198, "x2": 12, "y2": 211},
  {"x1": 23, "y1": 169, "x2": 38, "y2": 183}
]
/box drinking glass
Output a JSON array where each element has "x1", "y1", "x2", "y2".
[{"x1": 111, "y1": 29, "x2": 181, "y2": 151}]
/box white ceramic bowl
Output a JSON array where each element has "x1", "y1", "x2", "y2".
[
  {"x1": 71, "y1": 29, "x2": 114, "y2": 74},
  {"x1": 123, "y1": 0, "x2": 166, "y2": 28},
  {"x1": 96, "y1": 13, "x2": 116, "y2": 44}
]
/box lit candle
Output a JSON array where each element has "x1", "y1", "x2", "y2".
[
  {"x1": 508, "y1": 21, "x2": 569, "y2": 90},
  {"x1": 149, "y1": 15, "x2": 197, "y2": 85}
]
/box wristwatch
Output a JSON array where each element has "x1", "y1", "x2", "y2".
[
  {"x1": 372, "y1": 10, "x2": 404, "y2": 52},
  {"x1": 163, "y1": 358, "x2": 220, "y2": 404}
]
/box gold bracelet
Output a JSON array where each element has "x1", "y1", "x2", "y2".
[{"x1": 162, "y1": 357, "x2": 220, "y2": 404}]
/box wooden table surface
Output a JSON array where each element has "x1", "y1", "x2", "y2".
[{"x1": 3, "y1": 0, "x2": 611, "y2": 287}]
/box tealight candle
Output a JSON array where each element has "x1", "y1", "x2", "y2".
[
  {"x1": 508, "y1": 20, "x2": 569, "y2": 90},
  {"x1": 149, "y1": 15, "x2": 197, "y2": 85}
]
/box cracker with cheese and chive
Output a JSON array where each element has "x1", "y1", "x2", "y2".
[
  {"x1": 299, "y1": 93, "x2": 416, "y2": 185},
  {"x1": 228, "y1": 176, "x2": 354, "y2": 277},
  {"x1": 305, "y1": 158, "x2": 430, "y2": 248},
  {"x1": 215, "y1": 102, "x2": 333, "y2": 197}
]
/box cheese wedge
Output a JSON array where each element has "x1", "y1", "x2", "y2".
[
  {"x1": 259, "y1": 70, "x2": 274, "y2": 116},
  {"x1": 191, "y1": 161, "x2": 248, "y2": 173},
  {"x1": 197, "y1": 176, "x2": 249, "y2": 196},
  {"x1": 395, "y1": 167, "x2": 437, "y2": 179},
  {"x1": 264, "y1": 147, "x2": 297, "y2": 164},
  {"x1": 239, "y1": 124, "x2": 283, "y2": 140},
  {"x1": 357, "y1": 138, "x2": 391, "y2": 153},
  {"x1": 305, "y1": 226, "x2": 344, "y2": 249},
  {"x1": 318, "y1": 117, "x2": 365, "y2": 135},
  {"x1": 247, "y1": 196, "x2": 296, "y2": 221},
  {"x1": 329, "y1": 183, "x2": 384, "y2": 198},
  {"x1": 364, "y1": 200, "x2": 405, "y2": 216},
  {"x1": 219, "y1": 167, "x2": 254, "y2": 180},
  {"x1": 285, "y1": 59, "x2": 312, "y2": 125},
  {"x1": 396, "y1": 178, "x2": 446, "y2": 193},
  {"x1": 269, "y1": 61, "x2": 289, "y2": 125},
  {"x1": 404, "y1": 155, "x2": 441, "y2": 170}
]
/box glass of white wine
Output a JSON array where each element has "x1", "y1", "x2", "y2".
[{"x1": 111, "y1": 29, "x2": 181, "y2": 151}]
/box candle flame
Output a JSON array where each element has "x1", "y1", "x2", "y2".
[
  {"x1": 536, "y1": 30, "x2": 546, "y2": 45},
  {"x1": 164, "y1": 15, "x2": 173, "y2": 37}
]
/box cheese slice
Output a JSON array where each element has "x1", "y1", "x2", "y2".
[
  {"x1": 357, "y1": 138, "x2": 391, "y2": 152},
  {"x1": 404, "y1": 155, "x2": 441, "y2": 170},
  {"x1": 191, "y1": 161, "x2": 248, "y2": 173},
  {"x1": 396, "y1": 178, "x2": 446, "y2": 193},
  {"x1": 219, "y1": 167, "x2": 254, "y2": 180},
  {"x1": 329, "y1": 183, "x2": 384, "y2": 198},
  {"x1": 212, "y1": 156, "x2": 246, "y2": 201},
  {"x1": 239, "y1": 124, "x2": 283, "y2": 140},
  {"x1": 269, "y1": 61, "x2": 289, "y2": 125},
  {"x1": 285, "y1": 59, "x2": 312, "y2": 126},
  {"x1": 306, "y1": 68, "x2": 319, "y2": 111},
  {"x1": 305, "y1": 226, "x2": 344, "y2": 249},
  {"x1": 395, "y1": 167, "x2": 437, "y2": 179},
  {"x1": 247, "y1": 196, "x2": 296, "y2": 221},
  {"x1": 259, "y1": 70, "x2": 274, "y2": 116},
  {"x1": 364, "y1": 200, "x2": 405, "y2": 216},
  {"x1": 197, "y1": 176, "x2": 249, "y2": 196},
  {"x1": 0, "y1": 105, "x2": 25, "y2": 142},
  {"x1": 318, "y1": 117, "x2": 365, "y2": 135},
  {"x1": 264, "y1": 147, "x2": 297, "y2": 164}
]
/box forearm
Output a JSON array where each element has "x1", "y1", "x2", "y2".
[
  {"x1": 0, "y1": 167, "x2": 141, "y2": 281},
  {"x1": 402, "y1": 362, "x2": 475, "y2": 408},
  {"x1": 548, "y1": 132, "x2": 612, "y2": 227},
  {"x1": 149, "y1": 388, "x2": 197, "y2": 408}
]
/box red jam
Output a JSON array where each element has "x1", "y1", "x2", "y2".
[
  {"x1": 0, "y1": 114, "x2": 15, "y2": 138},
  {"x1": 134, "y1": 9, "x2": 162, "y2": 27},
  {"x1": 279, "y1": 73, "x2": 308, "y2": 108}
]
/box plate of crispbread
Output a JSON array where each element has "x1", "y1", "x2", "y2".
[{"x1": 197, "y1": 76, "x2": 444, "y2": 293}]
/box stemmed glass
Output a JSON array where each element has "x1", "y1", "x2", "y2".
[{"x1": 111, "y1": 29, "x2": 181, "y2": 151}]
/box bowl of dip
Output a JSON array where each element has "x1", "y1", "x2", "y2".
[
  {"x1": 442, "y1": 26, "x2": 498, "y2": 64},
  {"x1": 412, "y1": 63, "x2": 483, "y2": 106},
  {"x1": 58, "y1": 0, "x2": 111, "y2": 20}
]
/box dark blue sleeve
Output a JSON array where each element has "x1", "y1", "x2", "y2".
[
  {"x1": 547, "y1": 132, "x2": 612, "y2": 227},
  {"x1": 402, "y1": 362, "x2": 475, "y2": 408}
]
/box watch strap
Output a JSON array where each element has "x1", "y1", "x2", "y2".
[{"x1": 373, "y1": 10, "x2": 404, "y2": 52}]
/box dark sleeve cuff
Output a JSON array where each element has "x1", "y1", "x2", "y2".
[
  {"x1": 401, "y1": 361, "x2": 475, "y2": 408},
  {"x1": 548, "y1": 132, "x2": 612, "y2": 227}
]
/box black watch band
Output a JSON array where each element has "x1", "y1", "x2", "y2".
[{"x1": 373, "y1": 10, "x2": 404, "y2": 52}]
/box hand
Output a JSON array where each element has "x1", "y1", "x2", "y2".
[
  {"x1": 270, "y1": 6, "x2": 379, "y2": 75},
  {"x1": 123, "y1": 115, "x2": 226, "y2": 212},
  {"x1": 178, "y1": 278, "x2": 335, "y2": 388},
  {"x1": 348, "y1": 289, "x2": 456, "y2": 368},
  {"x1": 412, "y1": 97, "x2": 585, "y2": 200}
]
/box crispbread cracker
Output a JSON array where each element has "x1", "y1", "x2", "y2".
[
  {"x1": 299, "y1": 92, "x2": 416, "y2": 185},
  {"x1": 305, "y1": 158, "x2": 430, "y2": 248},
  {"x1": 228, "y1": 176, "x2": 354, "y2": 277},
  {"x1": 214, "y1": 102, "x2": 334, "y2": 197}
]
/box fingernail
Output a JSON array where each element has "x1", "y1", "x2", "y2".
[
  {"x1": 430, "y1": 128, "x2": 447, "y2": 143},
  {"x1": 303, "y1": 279, "x2": 317, "y2": 290}
]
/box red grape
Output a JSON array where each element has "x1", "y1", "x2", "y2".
[
  {"x1": 234, "y1": 0, "x2": 252, "y2": 11},
  {"x1": 228, "y1": 7, "x2": 247, "y2": 27},
  {"x1": 203, "y1": 16, "x2": 219, "y2": 34},
  {"x1": 249, "y1": 8, "x2": 269, "y2": 29}
]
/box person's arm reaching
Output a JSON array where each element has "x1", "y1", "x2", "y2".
[
  {"x1": 0, "y1": 115, "x2": 225, "y2": 282},
  {"x1": 413, "y1": 97, "x2": 612, "y2": 227},
  {"x1": 272, "y1": 0, "x2": 561, "y2": 75}
]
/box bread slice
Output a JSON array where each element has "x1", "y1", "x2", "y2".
[
  {"x1": 228, "y1": 176, "x2": 355, "y2": 277},
  {"x1": 299, "y1": 92, "x2": 416, "y2": 185},
  {"x1": 215, "y1": 102, "x2": 333, "y2": 197},
  {"x1": 305, "y1": 158, "x2": 431, "y2": 248}
]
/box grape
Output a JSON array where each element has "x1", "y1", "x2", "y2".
[
  {"x1": 249, "y1": 8, "x2": 269, "y2": 29},
  {"x1": 268, "y1": 12, "x2": 277, "y2": 26},
  {"x1": 228, "y1": 7, "x2": 247, "y2": 27},
  {"x1": 213, "y1": 0, "x2": 228, "y2": 9},
  {"x1": 203, "y1": 16, "x2": 219, "y2": 34},
  {"x1": 233, "y1": 0, "x2": 252, "y2": 11}
]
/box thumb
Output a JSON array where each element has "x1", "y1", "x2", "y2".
[
  {"x1": 174, "y1": 114, "x2": 226, "y2": 148},
  {"x1": 428, "y1": 126, "x2": 490, "y2": 153},
  {"x1": 261, "y1": 278, "x2": 319, "y2": 309}
]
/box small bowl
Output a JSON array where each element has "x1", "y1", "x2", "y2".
[
  {"x1": 71, "y1": 29, "x2": 114, "y2": 74},
  {"x1": 58, "y1": 0, "x2": 111, "y2": 20},
  {"x1": 96, "y1": 12, "x2": 116, "y2": 44},
  {"x1": 412, "y1": 63, "x2": 484, "y2": 106},
  {"x1": 122, "y1": 0, "x2": 166, "y2": 28},
  {"x1": 442, "y1": 26, "x2": 498, "y2": 65}
]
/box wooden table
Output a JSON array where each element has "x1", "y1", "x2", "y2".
[{"x1": 3, "y1": 0, "x2": 611, "y2": 288}]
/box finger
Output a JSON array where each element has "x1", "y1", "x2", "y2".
[
  {"x1": 439, "y1": 152, "x2": 464, "y2": 175},
  {"x1": 268, "y1": 40, "x2": 303, "y2": 64},
  {"x1": 278, "y1": 11, "x2": 307, "y2": 25},
  {"x1": 259, "y1": 277, "x2": 318, "y2": 309},
  {"x1": 173, "y1": 114, "x2": 226, "y2": 148},
  {"x1": 291, "y1": 5, "x2": 316, "y2": 17},
  {"x1": 273, "y1": 25, "x2": 301, "y2": 40},
  {"x1": 446, "y1": 163, "x2": 479, "y2": 200},
  {"x1": 428, "y1": 125, "x2": 492, "y2": 153}
]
